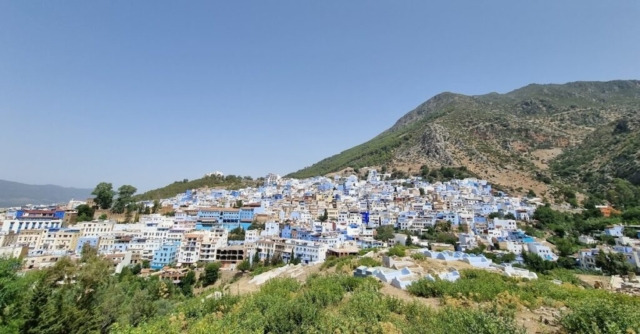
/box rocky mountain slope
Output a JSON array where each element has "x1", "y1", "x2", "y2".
[{"x1": 288, "y1": 80, "x2": 640, "y2": 205}]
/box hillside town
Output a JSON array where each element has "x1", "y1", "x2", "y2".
[{"x1": 2, "y1": 170, "x2": 639, "y2": 288}]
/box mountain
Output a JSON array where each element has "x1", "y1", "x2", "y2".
[
  {"x1": 0, "y1": 179, "x2": 92, "y2": 208},
  {"x1": 288, "y1": 80, "x2": 640, "y2": 206},
  {"x1": 134, "y1": 174, "x2": 259, "y2": 201}
]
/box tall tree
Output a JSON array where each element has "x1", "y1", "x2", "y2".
[
  {"x1": 112, "y1": 185, "x2": 138, "y2": 214},
  {"x1": 91, "y1": 182, "x2": 116, "y2": 210},
  {"x1": 405, "y1": 232, "x2": 413, "y2": 246},
  {"x1": 319, "y1": 209, "x2": 328, "y2": 222},
  {"x1": 201, "y1": 263, "x2": 221, "y2": 287},
  {"x1": 152, "y1": 200, "x2": 161, "y2": 213},
  {"x1": 252, "y1": 249, "x2": 261, "y2": 267},
  {"x1": 375, "y1": 225, "x2": 395, "y2": 241},
  {"x1": 76, "y1": 204, "x2": 95, "y2": 222}
]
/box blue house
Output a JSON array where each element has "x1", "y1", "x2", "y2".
[
  {"x1": 151, "y1": 242, "x2": 179, "y2": 270},
  {"x1": 75, "y1": 236, "x2": 100, "y2": 254},
  {"x1": 604, "y1": 225, "x2": 624, "y2": 237},
  {"x1": 239, "y1": 207, "x2": 256, "y2": 222}
]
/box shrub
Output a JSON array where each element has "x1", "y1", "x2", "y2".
[
  {"x1": 387, "y1": 245, "x2": 406, "y2": 257},
  {"x1": 357, "y1": 257, "x2": 381, "y2": 268},
  {"x1": 560, "y1": 296, "x2": 640, "y2": 333}
]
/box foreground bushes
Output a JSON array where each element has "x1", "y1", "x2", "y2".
[
  {"x1": 407, "y1": 269, "x2": 640, "y2": 333},
  {"x1": 560, "y1": 296, "x2": 640, "y2": 334},
  {"x1": 113, "y1": 273, "x2": 525, "y2": 334}
]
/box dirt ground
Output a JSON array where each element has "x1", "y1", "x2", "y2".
[
  {"x1": 576, "y1": 274, "x2": 610, "y2": 289},
  {"x1": 530, "y1": 148, "x2": 563, "y2": 170},
  {"x1": 208, "y1": 264, "x2": 325, "y2": 296}
]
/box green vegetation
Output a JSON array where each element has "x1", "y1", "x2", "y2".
[
  {"x1": 318, "y1": 209, "x2": 328, "y2": 222},
  {"x1": 407, "y1": 268, "x2": 640, "y2": 333},
  {"x1": 75, "y1": 204, "x2": 95, "y2": 222},
  {"x1": 287, "y1": 80, "x2": 640, "y2": 209},
  {"x1": 92, "y1": 182, "x2": 116, "y2": 210},
  {"x1": 113, "y1": 274, "x2": 526, "y2": 334},
  {"x1": 228, "y1": 226, "x2": 246, "y2": 240},
  {"x1": 3, "y1": 250, "x2": 639, "y2": 333},
  {"x1": 0, "y1": 254, "x2": 189, "y2": 333},
  {"x1": 134, "y1": 175, "x2": 254, "y2": 201},
  {"x1": 528, "y1": 204, "x2": 640, "y2": 274},
  {"x1": 387, "y1": 245, "x2": 406, "y2": 257},
  {"x1": 200, "y1": 262, "x2": 221, "y2": 287},
  {"x1": 374, "y1": 225, "x2": 394, "y2": 241},
  {"x1": 111, "y1": 185, "x2": 137, "y2": 214},
  {"x1": 408, "y1": 268, "x2": 638, "y2": 318}
]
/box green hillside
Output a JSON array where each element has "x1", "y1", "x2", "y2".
[
  {"x1": 287, "y1": 80, "x2": 640, "y2": 206},
  {"x1": 134, "y1": 175, "x2": 257, "y2": 201}
]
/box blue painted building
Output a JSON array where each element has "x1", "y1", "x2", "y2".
[
  {"x1": 239, "y1": 207, "x2": 256, "y2": 222},
  {"x1": 151, "y1": 242, "x2": 179, "y2": 270},
  {"x1": 75, "y1": 236, "x2": 100, "y2": 254}
]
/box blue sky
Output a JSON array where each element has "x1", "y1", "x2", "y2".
[{"x1": 1, "y1": 1, "x2": 639, "y2": 191}]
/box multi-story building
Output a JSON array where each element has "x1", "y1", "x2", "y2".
[
  {"x1": 151, "y1": 242, "x2": 179, "y2": 270},
  {"x1": 254, "y1": 237, "x2": 328, "y2": 264},
  {"x1": 15, "y1": 229, "x2": 47, "y2": 250},
  {"x1": 177, "y1": 228, "x2": 228, "y2": 265},
  {"x1": 77, "y1": 221, "x2": 116, "y2": 237},
  {"x1": 489, "y1": 219, "x2": 517, "y2": 231},
  {"x1": 2, "y1": 209, "x2": 64, "y2": 233},
  {"x1": 41, "y1": 228, "x2": 81, "y2": 252},
  {"x1": 526, "y1": 242, "x2": 557, "y2": 261}
]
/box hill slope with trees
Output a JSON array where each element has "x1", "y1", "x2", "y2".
[{"x1": 288, "y1": 80, "x2": 640, "y2": 207}]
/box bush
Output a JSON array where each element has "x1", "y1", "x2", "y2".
[
  {"x1": 411, "y1": 253, "x2": 426, "y2": 261},
  {"x1": 560, "y1": 296, "x2": 640, "y2": 333},
  {"x1": 357, "y1": 257, "x2": 381, "y2": 268},
  {"x1": 387, "y1": 245, "x2": 406, "y2": 257}
]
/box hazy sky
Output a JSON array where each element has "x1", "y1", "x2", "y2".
[{"x1": 1, "y1": 1, "x2": 639, "y2": 191}]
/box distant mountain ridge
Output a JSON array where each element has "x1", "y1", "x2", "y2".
[
  {"x1": 0, "y1": 179, "x2": 92, "y2": 208},
  {"x1": 287, "y1": 80, "x2": 640, "y2": 206}
]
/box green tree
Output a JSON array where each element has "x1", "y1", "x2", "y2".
[
  {"x1": 596, "y1": 250, "x2": 634, "y2": 275},
  {"x1": 504, "y1": 212, "x2": 516, "y2": 220},
  {"x1": 526, "y1": 189, "x2": 537, "y2": 198},
  {"x1": 405, "y1": 232, "x2": 413, "y2": 246},
  {"x1": 375, "y1": 225, "x2": 395, "y2": 241},
  {"x1": 142, "y1": 260, "x2": 150, "y2": 269},
  {"x1": 237, "y1": 259, "x2": 250, "y2": 273},
  {"x1": 80, "y1": 242, "x2": 98, "y2": 262},
  {"x1": 555, "y1": 238, "x2": 577, "y2": 257},
  {"x1": 419, "y1": 188, "x2": 425, "y2": 196},
  {"x1": 180, "y1": 270, "x2": 196, "y2": 296},
  {"x1": 319, "y1": 209, "x2": 328, "y2": 222},
  {"x1": 98, "y1": 213, "x2": 108, "y2": 220},
  {"x1": 201, "y1": 263, "x2": 221, "y2": 287},
  {"x1": 522, "y1": 251, "x2": 557, "y2": 274},
  {"x1": 229, "y1": 226, "x2": 246, "y2": 240},
  {"x1": 112, "y1": 185, "x2": 138, "y2": 213},
  {"x1": 76, "y1": 204, "x2": 95, "y2": 222},
  {"x1": 270, "y1": 252, "x2": 283, "y2": 266},
  {"x1": 252, "y1": 250, "x2": 261, "y2": 268},
  {"x1": 131, "y1": 264, "x2": 142, "y2": 276},
  {"x1": 152, "y1": 200, "x2": 161, "y2": 213},
  {"x1": 92, "y1": 182, "x2": 116, "y2": 210}
]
